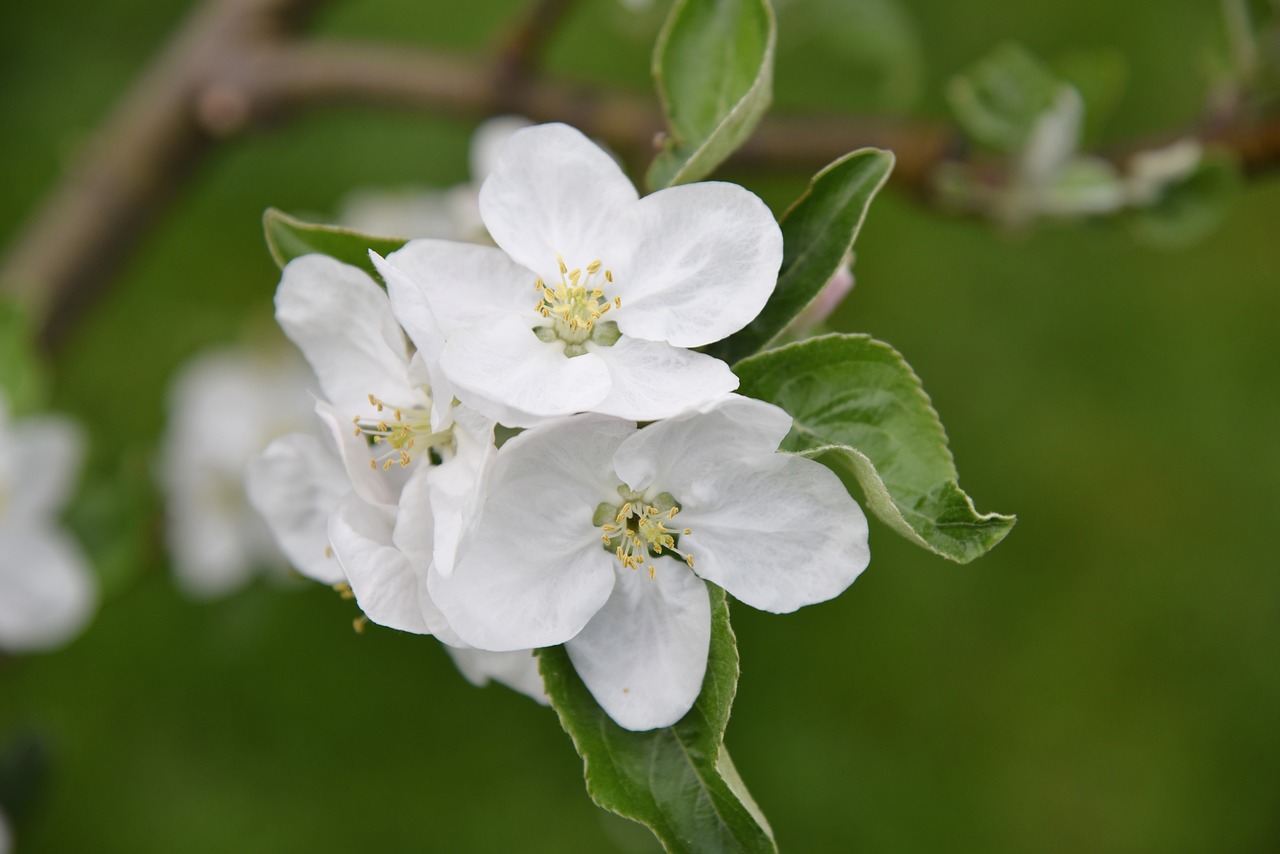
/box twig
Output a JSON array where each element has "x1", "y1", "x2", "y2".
[{"x1": 491, "y1": 0, "x2": 579, "y2": 101}]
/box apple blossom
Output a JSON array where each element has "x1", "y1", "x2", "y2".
[
  {"x1": 429, "y1": 394, "x2": 871, "y2": 730},
  {"x1": 257, "y1": 253, "x2": 545, "y2": 703},
  {"x1": 377, "y1": 122, "x2": 784, "y2": 426},
  {"x1": 0, "y1": 395, "x2": 96, "y2": 653},
  {"x1": 159, "y1": 346, "x2": 319, "y2": 597}
]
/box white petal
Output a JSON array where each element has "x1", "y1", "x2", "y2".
[
  {"x1": 430, "y1": 535, "x2": 611, "y2": 651},
  {"x1": 428, "y1": 415, "x2": 496, "y2": 577},
  {"x1": 245, "y1": 433, "x2": 349, "y2": 585},
  {"x1": 613, "y1": 394, "x2": 793, "y2": 495},
  {"x1": 590, "y1": 336, "x2": 738, "y2": 421},
  {"x1": 378, "y1": 239, "x2": 533, "y2": 341},
  {"x1": 478, "y1": 123, "x2": 638, "y2": 282},
  {"x1": 9, "y1": 415, "x2": 84, "y2": 519},
  {"x1": 390, "y1": 461, "x2": 434, "y2": 575},
  {"x1": 328, "y1": 493, "x2": 435, "y2": 635},
  {"x1": 440, "y1": 316, "x2": 611, "y2": 423},
  {"x1": 680, "y1": 454, "x2": 870, "y2": 613},
  {"x1": 427, "y1": 416, "x2": 632, "y2": 650},
  {"x1": 314, "y1": 400, "x2": 409, "y2": 507},
  {"x1": 275, "y1": 255, "x2": 418, "y2": 415},
  {"x1": 565, "y1": 565, "x2": 711, "y2": 731},
  {"x1": 445, "y1": 645, "x2": 549, "y2": 705},
  {"x1": 0, "y1": 525, "x2": 96, "y2": 653},
  {"x1": 612, "y1": 182, "x2": 782, "y2": 347}
]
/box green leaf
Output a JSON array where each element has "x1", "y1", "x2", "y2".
[
  {"x1": 709, "y1": 148, "x2": 895, "y2": 365},
  {"x1": 1052, "y1": 48, "x2": 1129, "y2": 145},
  {"x1": 947, "y1": 43, "x2": 1063, "y2": 153},
  {"x1": 736, "y1": 334, "x2": 1014, "y2": 563},
  {"x1": 262, "y1": 208, "x2": 407, "y2": 282},
  {"x1": 539, "y1": 585, "x2": 777, "y2": 854},
  {"x1": 647, "y1": 0, "x2": 777, "y2": 190},
  {"x1": 0, "y1": 299, "x2": 48, "y2": 414}
]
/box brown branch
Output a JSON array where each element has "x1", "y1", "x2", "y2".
[
  {"x1": 491, "y1": 0, "x2": 579, "y2": 101},
  {"x1": 0, "y1": 0, "x2": 328, "y2": 349},
  {"x1": 4, "y1": 0, "x2": 1280, "y2": 350}
]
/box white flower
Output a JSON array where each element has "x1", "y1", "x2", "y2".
[
  {"x1": 339, "y1": 116, "x2": 531, "y2": 243},
  {"x1": 429, "y1": 395, "x2": 870, "y2": 730},
  {"x1": 0, "y1": 395, "x2": 96, "y2": 653},
  {"x1": 258, "y1": 253, "x2": 546, "y2": 704},
  {"x1": 159, "y1": 346, "x2": 318, "y2": 598},
  {"x1": 378, "y1": 122, "x2": 784, "y2": 426}
]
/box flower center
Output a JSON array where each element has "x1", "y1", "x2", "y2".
[
  {"x1": 594, "y1": 487, "x2": 694, "y2": 580},
  {"x1": 533, "y1": 255, "x2": 622, "y2": 357},
  {"x1": 352, "y1": 393, "x2": 454, "y2": 471}
]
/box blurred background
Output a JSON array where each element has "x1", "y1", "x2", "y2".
[{"x1": 2, "y1": 0, "x2": 1278, "y2": 850}]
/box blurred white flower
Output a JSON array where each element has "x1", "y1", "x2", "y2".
[
  {"x1": 339, "y1": 116, "x2": 531, "y2": 243},
  {"x1": 158, "y1": 346, "x2": 316, "y2": 598},
  {"x1": 0, "y1": 395, "x2": 95, "y2": 653}
]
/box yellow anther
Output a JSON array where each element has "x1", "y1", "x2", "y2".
[
  {"x1": 614, "y1": 296, "x2": 622, "y2": 308},
  {"x1": 683, "y1": 528, "x2": 692, "y2": 535},
  {"x1": 648, "y1": 566, "x2": 656, "y2": 580},
  {"x1": 605, "y1": 270, "x2": 614, "y2": 282},
  {"x1": 685, "y1": 555, "x2": 695, "y2": 568},
  {"x1": 587, "y1": 260, "x2": 602, "y2": 274},
  {"x1": 353, "y1": 616, "x2": 369, "y2": 634},
  {"x1": 368, "y1": 393, "x2": 377, "y2": 406},
  {"x1": 558, "y1": 256, "x2": 568, "y2": 274},
  {"x1": 368, "y1": 459, "x2": 377, "y2": 470},
  {"x1": 667, "y1": 507, "x2": 679, "y2": 519},
  {"x1": 325, "y1": 546, "x2": 334, "y2": 559},
  {"x1": 382, "y1": 460, "x2": 393, "y2": 471}
]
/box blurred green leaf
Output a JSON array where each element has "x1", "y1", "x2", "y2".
[
  {"x1": 736, "y1": 334, "x2": 1015, "y2": 563},
  {"x1": 777, "y1": 0, "x2": 925, "y2": 112},
  {"x1": 539, "y1": 585, "x2": 776, "y2": 854},
  {"x1": 1053, "y1": 48, "x2": 1129, "y2": 144},
  {"x1": 947, "y1": 43, "x2": 1063, "y2": 153},
  {"x1": 710, "y1": 148, "x2": 894, "y2": 365},
  {"x1": 263, "y1": 208, "x2": 407, "y2": 283},
  {"x1": 0, "y1": 300, "x2": 48, "y2": 415},
  {"x1": 1128, "y1": 151, "x2": 1241, "y2": 248},
  {"x1": 647, "y1": 0, "x2": 776, "y2": 189}
]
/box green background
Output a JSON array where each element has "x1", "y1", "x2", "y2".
[{"x1": 2, "y1": 0, "x2": 1278, "y2": 850}]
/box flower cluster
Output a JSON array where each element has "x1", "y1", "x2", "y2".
[{"x1": 252, "y1": 123, "x2": 871, "y2": 729}]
